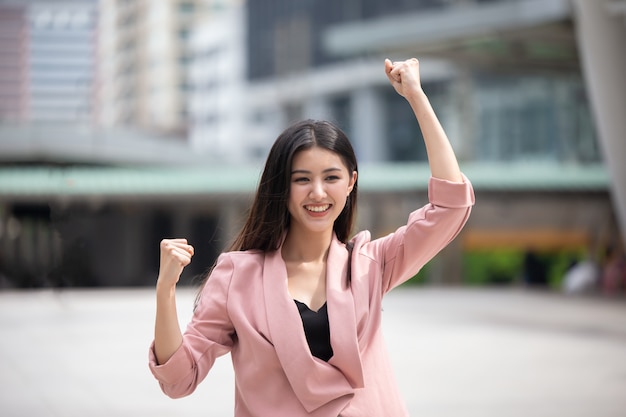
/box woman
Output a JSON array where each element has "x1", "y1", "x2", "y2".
[{"x1": 149, "y1": 58, "x2": 475, "y2": 416}]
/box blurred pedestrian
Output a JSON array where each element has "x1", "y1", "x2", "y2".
[
  {"x1": 148, "y1": 58, "x2": 475, "y2": 416},
  {"x1": 563, "y1": 257, "x2": 600, "y2": 294}
]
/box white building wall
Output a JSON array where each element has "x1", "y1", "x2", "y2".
[
  {"x1": 98, "y1": 0, "x2": 215, "y2": 136},
  {"x1": 350, "y1": 86, "x2": 386, "y2": 162},
  {"x1": 145, "y1": 1, "x2": 179, "y2": 131},
  {"x1": 96, "y1": 0, "x2": 117, "y2": 127},
  {"x1": 188, "y1": 5, "x2": 248, "y2": 161},
  {"x1": 97, "y1": 0, "x2": 141, "y2": 128}
]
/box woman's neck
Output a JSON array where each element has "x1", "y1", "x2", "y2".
[{"x1": 281, "y1": 228, "x2": 333, "y2": 263}]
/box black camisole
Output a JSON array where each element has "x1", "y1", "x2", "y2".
[{"x1": 294, "y1": 300, "x2": 334, "y2": 362}]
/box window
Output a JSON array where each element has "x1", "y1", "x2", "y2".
[
  {"x1": 474, "y1": 75, "x2": 600, "y2": 163},
  {"x1": 384, "y1": 88, "x2": 428, "y2": 162},
  {"x1": 178, "y1": 29, "x2": 189, "y2": 41},
  {"x1": 178, "y1": 2, "x2": 195, "y2": 15},
  {"x1": 329, "y1": 95, "x2": 351, "y2": 139}
]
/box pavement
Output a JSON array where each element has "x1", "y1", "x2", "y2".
[{"x1": 1, "y1": 286, "x2": 625, "y2": 417}]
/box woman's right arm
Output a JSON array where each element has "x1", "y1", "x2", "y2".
[
  {"x1": 384, "y1": 58, "x2": 463, "y2": 183},
  {"x1": 154, "y1": 238, "x2": 194, "y2": 365}
]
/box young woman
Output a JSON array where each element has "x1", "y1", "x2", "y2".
[{"x1": 149, "y1": 58, "x2": 475, "y2": 416}]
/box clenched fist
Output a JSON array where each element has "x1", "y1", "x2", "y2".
[
  {"x1": 157, "y1": 238, "x2": 194, "y2": 289},
  {"x1": 385, "y1": 58, "x2": 423, "y2": 99}
]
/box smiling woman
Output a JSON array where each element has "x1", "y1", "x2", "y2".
[{"x1": 149, "y1": 58, "x2": 475, "y2": 417}]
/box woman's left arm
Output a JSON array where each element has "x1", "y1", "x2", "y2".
[{"x1": 385, "y1": 58, "x2": 463, "y2": 183}]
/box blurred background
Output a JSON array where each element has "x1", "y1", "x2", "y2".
[
  {"x1": 1, "y1": 0, "x2": 625, "y2": 293},
  {"x1": 1, "y1": 1, "x2": 626, "y2": 416}
]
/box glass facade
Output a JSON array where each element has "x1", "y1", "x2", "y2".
[
  {"x1": 245, "y1": 0, "x2": 599, "y2": 165},
  {"x1": 379, "y1": 74, "x2": 599, "y2": 164},
  {"x1": 329, "y1": 95, "x2": 352, "y2": 139},
  {"x1": 473, "y1": 74, "x2": 599, "y2": 163},
  {"x1": 247, "y1": 0, "x2": 449, "y2": 80},
  {"x1": 27, "y1": 3, "x2": 97, "y2": 123}
]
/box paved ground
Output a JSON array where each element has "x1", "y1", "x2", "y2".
[{"x1": 0, "y1": 286, "x2": 625, "y2": 417}]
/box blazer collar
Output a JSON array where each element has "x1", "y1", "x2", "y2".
[{"x1": 263, "y1": 234, "x2": 364, "y2": 412}]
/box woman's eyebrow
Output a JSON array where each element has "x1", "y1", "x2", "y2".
[{"x1": 291, "y1": 167, "x2": 342, "y2": 175}]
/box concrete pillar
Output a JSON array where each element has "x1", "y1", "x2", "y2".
[
  {"x1": 350, "y1": 87, "x2": 386, "y2": 162},
  {"x1": 452, "y1": 68, "x2": 477, "y2": 161},
  {"x1": 218, "y1": 201, "x2": 245, "y2": 250},
  {"x1": 571, "y1": 0, "x2": 626, "y2": 246}
]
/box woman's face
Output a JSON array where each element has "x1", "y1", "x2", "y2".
[{"x1": 287, "y1": 146, "x2": 357, "y2": 237}]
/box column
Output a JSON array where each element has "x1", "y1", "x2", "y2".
[
  {"x1": 350, "y1": 87, "x2": 387, "y2": 162},
  {"x1": 572, "y1": 0, "x2": 626, "y2": 246}
]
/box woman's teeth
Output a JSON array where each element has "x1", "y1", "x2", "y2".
[{"x1": 306, "y1": 204, "x2": 330, "y2": 213}]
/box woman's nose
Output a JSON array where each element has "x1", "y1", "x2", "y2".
[{"x1": 309, "y1": 180, "x2": 326, "y2": 199}]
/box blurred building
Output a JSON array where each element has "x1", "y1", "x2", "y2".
[
  {"x1": 0, "y1": 0, "x2": 624, "y2": 288},
  {"x1": 244, "y1": 0, "x2": 599, "y2": 166},
  {"x1": 97, "y1": 0, "x2": 227, "y2": 137},
  {"x1": 239, "y1": 0, "x2": 624, "y2": 274},
  {"x1": 0, "y1": 3, "x2": 28, "y2": 122},
  {"x1": 0, "y1": 0, "x2": 208, "y2": 164},
  {"x1": 187, "y1": 2, "x2": 249, "y2": 161},
  {"x1": 0, "y1": 0, "x2": 97, "y2": 124}
]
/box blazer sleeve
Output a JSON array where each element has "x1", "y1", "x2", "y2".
[
  {"x1": 148, "y1": 253, "x2": 236, "y2": 398},
  {"x1": 364, "y1": 174, "x2": 474, "y2": 294}
]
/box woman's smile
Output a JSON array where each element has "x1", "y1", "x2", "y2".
[{"x1": 304, "y1": 204, "x2": 332, "y2": 214}]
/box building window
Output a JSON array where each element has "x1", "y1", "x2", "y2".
[
  {"x1": 474, "y1": 75, "x2": 600, "y2": 163},
  {"x1": 329, "y1": 95, "x2": 351, "y2": 139},
  {"x1": 178, "y1": 29, "x2": 189, "y2": 41},
  {"x1": 273, "y1": 16, "x2": 311, "y2": 76},
  {"x1": 384, "y1": 88, "x2": 428, "y2": 162},
  {"x1": 178, "y1": 2, "x2": 195, "y2": 15}
]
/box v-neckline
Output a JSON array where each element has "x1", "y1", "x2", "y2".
[{"x1": 294, "y1": 299, "x2": 327, "y2": 313}]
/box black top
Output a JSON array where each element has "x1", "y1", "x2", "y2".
[{"x1": 294, "y1": 300, "x2": 334, "y2": 362}]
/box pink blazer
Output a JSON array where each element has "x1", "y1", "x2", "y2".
[{"x1": 149, "y1": 175, "x2": 474, "y2": 416}]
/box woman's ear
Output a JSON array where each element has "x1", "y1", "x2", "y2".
[{"x1": 347, "y1": 171, "x2": 358, "y2": 194}]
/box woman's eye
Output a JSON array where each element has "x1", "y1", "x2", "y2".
[
  {"x1": 326, "y1": 175, "x2": 340, "y2": 181},
  {"x1": 294, "y1": 177, "x2": 309, "y2": 183}
]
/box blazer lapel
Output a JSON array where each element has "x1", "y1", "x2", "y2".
[
  {"x1": 326, "y1": 236, "x2": 365, "y2": 389},
  {"x1": 262, "y1": 239, "x2": 363, "y2": 412}
]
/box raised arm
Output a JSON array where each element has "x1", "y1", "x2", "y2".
[
  {"x1": 385, "y1": 58, "x2": 463, "y2": 183},
  {"x1": 153, "y1": 238, "x2": 194, "y2": 365}
]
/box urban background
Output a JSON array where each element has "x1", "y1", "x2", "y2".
[{"x1": 0, "y1": 0, "x2": 624, "y2": 294}]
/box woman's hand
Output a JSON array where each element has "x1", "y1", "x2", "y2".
[
  {"x1": 385, "y1": 58, "x2": 423, "y2": 99},
  {"x1": 157, "y1": 238, "x2": 194, "y2": 289}
]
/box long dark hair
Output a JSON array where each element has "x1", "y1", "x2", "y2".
[{"x1": 228, "y1": 119, "x2": 359, "y2": 252}]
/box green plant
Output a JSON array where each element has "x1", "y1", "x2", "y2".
[{"x1": 463, "y1": 249, "x2": 525, "y2": 285}]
